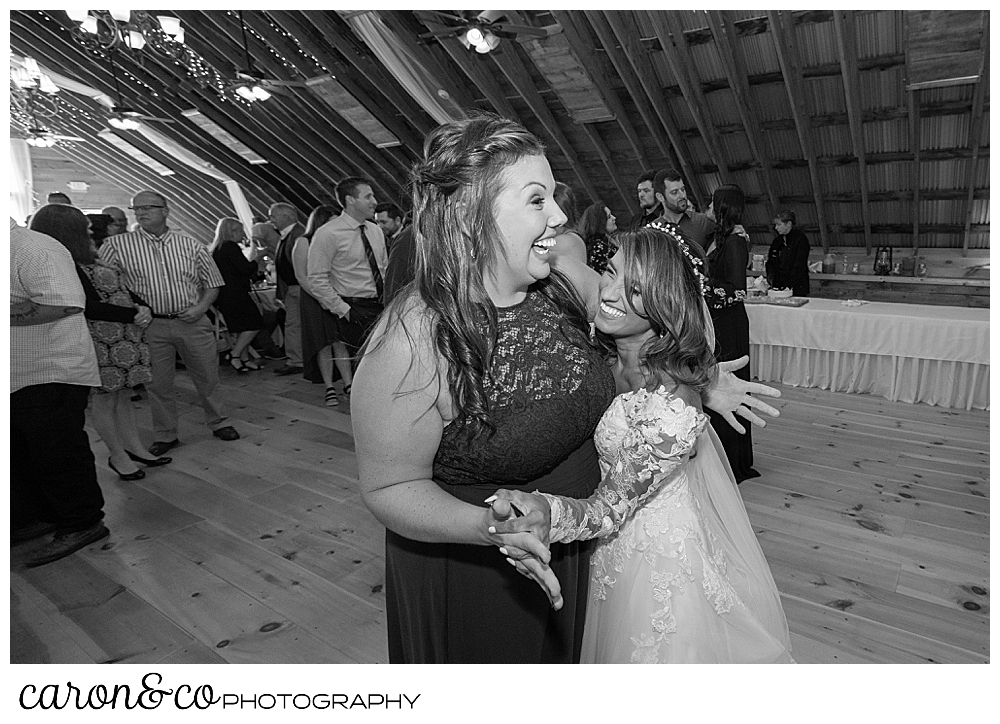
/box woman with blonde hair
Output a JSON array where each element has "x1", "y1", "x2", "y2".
[{"x1": 209, "y1": 217, "x2": 264, "y2": 373}]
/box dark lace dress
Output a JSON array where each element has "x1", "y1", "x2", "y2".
[{"x1": 384, "y1": 289, "x2": 615, "y2": 663}]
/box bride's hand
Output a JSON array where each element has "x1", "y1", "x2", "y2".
[
  {"x1": 486, "y1": 489, "x2": 552, "y2": 547},
  {"x1": 704, "y1": 356, "x2": 781, "y2": 434}
]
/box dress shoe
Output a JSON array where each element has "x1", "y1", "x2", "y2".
[
  {"x1": 25, "y1": 523, "x2": 110, "y2": 568},
  {"x1": 259, "y1": 348, "x2": 286, "y2": 360},
  {"x1": 212, "y1": 425, "x2": 240, "y2": 441},
  {"x1": 126, "y1": 450, "x2": 172, "y2": 467},
  {"x1": 108, "y1": 458, "x2": 145, "y2": 481},
  {"x1": 12, "y1": 521, "x2": 58, "y2": 545},
  {"x1": 149, "y1": 439, "x2": 180, "y2": 457},
  {"x1": 274, "y1": 364, "x2": 303, "y2": 376}
]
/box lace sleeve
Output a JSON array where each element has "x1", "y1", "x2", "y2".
[{"x1": 540, "y1": 390, "x2": 707, "y2": 543}]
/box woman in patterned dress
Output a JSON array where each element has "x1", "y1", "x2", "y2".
[
  {"x1": 577, "y1": 201, "x2": 619, "y2": 275},
  {"x1": 29, "y1": 205, "x2": 166, "y2": 481}
]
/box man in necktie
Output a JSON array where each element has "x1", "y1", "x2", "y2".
[
  {"x1": 268, "y1": 202, "x2": 306, "y2": 376},
  {"x1": 306, "y1": 177, "x2": 387, "y2": 403}
]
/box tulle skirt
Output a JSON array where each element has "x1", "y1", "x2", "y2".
[{"x1": 580, "y1": 426, "x2": 794, "y2": 664}]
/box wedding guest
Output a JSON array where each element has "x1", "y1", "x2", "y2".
[
  {"x1": 705, "y1": 184, "x2": 759, "y2": 482},
  {"x1": 766, "y1": 209, "x2": 811, "y2": 296},
  {"x1": 209, "y1": 218, "x2": 264, "y2": 373},
  {"x1": 578, "y1": 202, "x2": 618, "y2": 274},
  {"x1": 11, "y1": 215, "x2": 109, "y2": 566}
]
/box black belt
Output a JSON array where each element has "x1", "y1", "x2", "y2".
[{"x1": 151, "y1": 313, "x2": 180, "y2": 319}]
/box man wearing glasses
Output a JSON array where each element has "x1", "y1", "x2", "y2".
[{"x1": 99, "y1": 190, "x2": 240, "y2": 457}]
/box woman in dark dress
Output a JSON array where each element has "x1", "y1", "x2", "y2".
[
  {"x1": 577, "y1": 201, "x2": 618, "y2": 274},
  {"x1": 209, "y1": 217, "x2": 264, "y2": 373},
  {"x1": 766, "y1": 209, "x2": 811, "y2": 296},
  {"x1": 352, "y1": 115, "x2": 615, "y2": 663},
  {"x1": 291, "y1": 205, "x2": 344, "y2": 405},
  {"x1": 704, "y1": 184, "x2": 760, "y2": 482}
]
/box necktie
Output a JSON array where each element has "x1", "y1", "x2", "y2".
[{"x1": 359, "y1": 224, "x2": 384, "y2": 303}]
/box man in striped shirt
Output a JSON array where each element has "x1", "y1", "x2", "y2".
[{"x1": 99, "y1": 190, "x2": 240, "y2": 456}]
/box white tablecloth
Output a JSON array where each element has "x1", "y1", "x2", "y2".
[{"x1": 747, "y1": 299, "x2": 989, "y2": 410}]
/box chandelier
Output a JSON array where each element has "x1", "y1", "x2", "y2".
[
  {"x1": 65, "y1": 10, "x2": 235, "y2": 101},
  {"x1": 10, "y1": 56, "x2": 84, "y2": 147}
]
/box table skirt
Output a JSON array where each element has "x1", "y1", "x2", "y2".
[{"x1": 751, "y1": 344, "x2": 989, "y2": 411}]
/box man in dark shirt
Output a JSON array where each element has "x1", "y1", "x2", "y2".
[
  {"x1": 652, "y1": 168, "x2": 715, "y2": 253},
  {"x1": 628, "y1": 170, "x2": 663, "y2": 230}
]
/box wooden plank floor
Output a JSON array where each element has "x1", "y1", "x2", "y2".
[{"x1": 10, "y1": 364, "x2": 990, "y2": 664}]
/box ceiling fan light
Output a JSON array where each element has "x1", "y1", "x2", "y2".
[
  {"x1": 251, "y1": 85, "x2": 271, "y2": 101},
  {"x1": 109, "y1": 9, "x2": 131, "y2": 23},
  {"x1": 475, "y1": 31, "x2": 500, "y2": 53},
  {"x1": 66, "y1": 9, "x2": 89, "y2": 23},
  {"x1": 39, "y1": 75, "x2": 60, "y2": 94},
  {"x1": 157, "y1": 16, "x2": 182, "y2": 37},
  {"x1": 127, "y1": 31, "x2": 146, "y2": 50},
  {"x1": 466, "y1": 27, "x2": 485, "y2": 46},
  {"x1": 173, "y1": 27, "x2": 184, "y2": 43},
  {"x1": 26, "y1": 136, "x2": 40, "y2": 147},
  {"x1": 11, "y1": 68, "x2": 35, "y2": 89},
  {"x1": 235, "y1": 85, "x2": 256, "y2": 101},
  {"x1": 123, "y1": 117, "x2": 141, "y2": 130},
  {"x1": 109, "y1": 116, "x2": 125, "y2": 129},
  {"x1": 22, "y1": 57, "x2": 41, "y2": 78},
  {"x1": 81, "y1": 15, "x2": 99, "y2": 34}
]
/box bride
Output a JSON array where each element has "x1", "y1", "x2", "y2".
[{"x1": 490, "y1": 224, "x2": 794, "y2": 663}]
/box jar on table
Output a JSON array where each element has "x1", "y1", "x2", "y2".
[{"x1": 822, "y1": 253, "x2": 837, "y2": 274}]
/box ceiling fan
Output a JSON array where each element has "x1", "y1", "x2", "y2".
[
  {"x1": 225, "y1": 10, "x2": 333, "y2": 102},
  {"x1": 420, "y1": 10, "x2": 550, "y2": 51},
  {"x1": 106, "y1": 49, "x2": 174, "y2": 129},
  {"x1": 14, "y1": 126, "x2": 86, "y2": 147}
]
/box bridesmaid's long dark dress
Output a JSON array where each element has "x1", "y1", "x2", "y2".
[
  {"x1": 384, "y1": 289, "x2": 615, "y2": 663},
  {"x1": 705, "y1": 232, "x2": 760, "y2": 483}
]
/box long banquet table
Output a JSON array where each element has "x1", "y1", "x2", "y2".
[{"x1": 746, "y1": 298, "x2": 989, "y2": 410}]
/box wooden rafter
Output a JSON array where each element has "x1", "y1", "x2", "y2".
[
  {"x1": 833, "y1": 10, "x2": 873, "y2": 253},
  {"x1": 419, "y1": 17, "x2": 521, "y2": 120},
  {"x1": 550, "y1": 10, "x2": 647, "y2": 167},
  {"x1": 582, "y1": 11, "x2": 676, "y2": 167},
  {"x1": 962, "y1": 19, "x2": 989, "y2": 255},
  {"x1": 487, "y1": 41, "x2": 601, "y2": 202},
  {"x1": 648, "y1": 11, "x2": 731, "y2": 185},
  {"x1": 767, "y1": 10, "x2": 830, "y2": 252},
  {"x1": 596, "y1": 11, "x2": 703, "y2": 202},
  {"x1": 299, "y1": 11, "x2": 434, "y2": 144},
  {"x1": 376, "y1": 11, "x2": 482, "y2": 114},
  {"x1": 580, "y1": 123, "x2": 633, "y2": 210},
  {"x1": 706, "y1": 10, "x2": 779, "y2": 212}
]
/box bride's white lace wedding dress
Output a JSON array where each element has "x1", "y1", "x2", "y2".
[{"x1": 541, "y1": 386, "x2": 794, "y2": 663}]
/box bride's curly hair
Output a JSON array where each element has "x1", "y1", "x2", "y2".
[
  {"x1": 595, "y1": 227, "x2": 717, "y2": 394},
  {"x1": 381, "y1": 112, "x2": 589, "y2": 441}
]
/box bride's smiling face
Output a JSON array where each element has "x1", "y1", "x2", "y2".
[{"x1": 595, "y1": 249, "x2": 655, "y2": 342}]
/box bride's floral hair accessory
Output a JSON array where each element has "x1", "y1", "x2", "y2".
[{"x1": 647, "y1": 221, "x2": 707, "y2": 297}]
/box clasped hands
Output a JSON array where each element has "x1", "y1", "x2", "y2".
[{"x1": 483, "y1": 356, "x2": 781, "y2": 611}]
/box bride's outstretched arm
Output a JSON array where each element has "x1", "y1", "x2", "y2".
[{"x1": 704, "y1": 356, "x2": 781, "y2": 434}]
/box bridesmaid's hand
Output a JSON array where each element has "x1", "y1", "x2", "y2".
[
  {"x1": 487, "y1": 490, "x2": 552, "y2": 547},
  {"x1": 705, "y1": 356, "x2": 781, "y2": 434}
]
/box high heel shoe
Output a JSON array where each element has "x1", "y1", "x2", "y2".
[
  {"x1": 125, "y1": 450, "x2": 172, "y2": 467},
  {"x1": 108, "y1": 458, "x2": 145, "y2": 481},
  {"x1": 229, "y1": 357, "x2": 249, "y2": 374}
]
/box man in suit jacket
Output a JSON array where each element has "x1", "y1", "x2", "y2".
[{"x1": 268, "y1": 202, "x2": 306, "y2": 375}]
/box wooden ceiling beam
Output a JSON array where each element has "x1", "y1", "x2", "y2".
[
  {"x1": 186, "y1": 10, "x2": 403, "y2": 204},
  {"x1": 767, "y1": 9, "x2": 831, "y2": 252},
  {"x1": 649, "y1": 11, "x2": 731, "y2": 185},
  {"x1": 418, "y1": 17, "x2": 521, "y2": 121},
  {"x1": 377, "y1": 11, "x2": 482, "y2": 114},
  {"x1": 833, "y1": 10, "x2": 873, "y2": 253},
  {"x1": 266, "y1": 10, "x2": 429, "y2": 179},
  {"x1": 680, "y1": 10, "x2": 837, "y2": 47},
  {"x1": 300, "y1": 10, "x2": 435, "y2": 139},
  {"x1": 600, "y1": 11, "x2": 704, "y2": 203},
  {"x1": 487, "y1": 41, "x2": 601, "y2": 202},
  {"x1": 580, "y1": 123, "x2": 634, "y2": 211},
  {"x1": 962, "y1": 20, "x2": 989, "y2": 256},
  {"x1": 706, "y1": 10, "x2": 779, "y2": 212},
  {"x1": 12, "y1": 14, "x2": 293, "y2": 212},
  {"x1": 582, "y1": 10, "x2": 675, "y2": 169},
  {"x1": 551, "y1": 10, "x2": 648, "y2": 168},
  {"x1": 903, "y1": 11, "x2": 921, "y2": 254}
]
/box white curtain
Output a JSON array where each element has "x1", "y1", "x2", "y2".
[
  {"x1": 14, "y1": 55, "x2": 255, "y2": 236},
  {"x1": 339, "y1": 10, "x2": 465, "y2": 125},
  {"x1": 10, "y1": 138, "x2": 34, "y2": 224}
]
